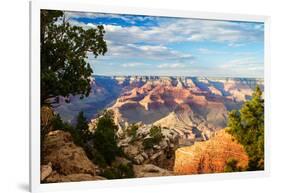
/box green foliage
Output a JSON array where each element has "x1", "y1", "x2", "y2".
[
  {"x1": 76, "y1": 111, "x2": 91, "y2": 141},
  {"x1": 224, "y1": 158, "x2": 243, "y2": 172},
  {"x1": 150, "y1": 125, "x2": 163, "y2": 143},
  {"x1": 143, "y1": 125, "x2": 163, "y2": 149},
  {"x1": 40, "y1": 10, "x2": 107, "y2": 104},
  {"x1": 101, "y1": 163, "x2": 134, "y2": 179},
  {"x1": 90, "y1": 148, "x2": 107, "y2": 167},
  {"x1": 93, "y1": 111, "x2": 121, "y2": 164},
  {"x1": 227, "y1": 86, "x2": 264, "y2": 170},
  {"x1": 143, "y1": 137, "x2": 155, "y2": 149}
]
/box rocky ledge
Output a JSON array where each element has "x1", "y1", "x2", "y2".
[
  {"x1": 41, "y1": 130, "x2": 106, "y2": 183},
  {"x1": 133, "y1": 164, "x2": 172, "y2": 178}
]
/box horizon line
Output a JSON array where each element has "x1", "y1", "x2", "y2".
[{"x1": 92, "y1": 74, "x2": 264, "y2": 79}]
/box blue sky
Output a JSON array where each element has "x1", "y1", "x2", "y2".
[{"x1": 66, "y1": 12, "x2": 264, "y2": 78}]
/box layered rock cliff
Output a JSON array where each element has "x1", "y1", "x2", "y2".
[{"x1": 173, "y1": 130, "x2": 249, "y2": 174}]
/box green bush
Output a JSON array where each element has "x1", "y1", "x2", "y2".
[
  {"x1": 143, "y1": 137, "x2": 155, "y2": 149},
  {"x1": 224, "y1": 158, "x2": 243, "y2": 172},
  {"x1": 101, "y1": 163, "x2": 134, "y2": 179},
  {"x1": 143, "y1": 126, "x2": 163, "y2": 149},
  {"x1": 150, "y1": 125, "x2": 163, "y2": 143}
]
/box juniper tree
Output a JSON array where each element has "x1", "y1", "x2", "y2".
[{"x1": 41, "y1": 10, "x2": 107, "y2": 105}]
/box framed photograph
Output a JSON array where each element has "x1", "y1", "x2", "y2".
[{"x1": 30, "y1": 1, "x2": 270, "y2": 192}]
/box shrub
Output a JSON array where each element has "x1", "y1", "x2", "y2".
[
  {"x1": 143, "y1": 137, "x2": 155, "y2": 149},
  {"x1": 101, "y1": 163, "x2": 134, "y2": 179},
  {"x1": 143, "y1": 126, "x2": 163, "y2": 149},
  {"x1": 150, "y1": 125, "x2": 163, "y2": 143},
  {"x1": 224, "y1": 158, "x2": 243, "y2": 172}
]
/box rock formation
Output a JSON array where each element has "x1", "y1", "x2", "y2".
[
  {"x1": 56, "y1": 76, "x2": 263, "y2": 126},
  {"x1": 41, "y1": 130, "x2": 106, "y2": 183},
  {"x1": 133, "y1": 164, "x2": 172, "y2": 178},
  {"x1": 173, "y1": 130, "x2": 249, "y2": 174}
]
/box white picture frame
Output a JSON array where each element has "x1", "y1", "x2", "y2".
[{"x1": 30, "y1": 0, "x2": 271, "y2": 192}]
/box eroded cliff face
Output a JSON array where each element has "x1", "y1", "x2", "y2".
[
  {"x1": 57, "y1": 76, "x2": 263, "y2": 126},
  {"x1": 83, "y1": 76, "x2": 260, "y2": 174},
  {"x1": 108, "y1": 76, "x2": 262, "y2": 129},
  {"x1": 173, "y1": 130, "x2": 249, "y2": 175}
]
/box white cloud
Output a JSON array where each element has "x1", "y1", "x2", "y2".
[
  {"x1": 64, "y1": 11, "x2": 263, "y2": 77},
  {"x1": 93, "y1": 41, "x2": 195, "y2": 63},
  {"x1": 221, "y1": 57, "x2": 262, "y2": 68},
  {"x1": 121, "y1": 63, "x2": 143, "y2": 67},
  {"x1": 68, "y1": 14, "x2": 263, "y2": 45},
  {"x1": 157, "y1": 63, "x2": 186, "y2": 69},
  {"x1": 66, "y1": 13, "x2": 263, "y2": 65},
  {"x1": 219, "y1": 57, "x2": 263, "y2": 77}
]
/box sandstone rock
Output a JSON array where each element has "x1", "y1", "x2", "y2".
[
  {"x1": 41, "y1": 106, "x2": 54, "y2": 128},
  {"x1": 153, "y1": 145, "x2": 161, "y2": 150},
  {"x1": 41, "y1": 162, "x2": 52, "y2": 181},
  {"x1": 123, "y1": 143, "x2": 140, "y2": 158},
  {"x1": 42, "y1": 130, "x2": 96, "y2": 176},
  {"x1": 41, "y1": 106, "x2": 55, "y2": 134},
  {"x1": 141, "y1": 152, "x2": 148, "y2": 160},
  {"x1": 150, "y1": 151, "x2": 163, "y2": 160},
  {"x1": 44, "y1": 171, "x2": 106, "y2": 183},
  {"x1": 134, "y1": 154, "x2": 145, "y2": 164},
  {"x1": 174, "y1": 130, "x2": 249, "y2": 175},
  {"x1": 133, "y1": 164, "x2": 172, "y2": 178},
  {"x1": 159, "y1": 140, "x2": 168, "y2": 149}
]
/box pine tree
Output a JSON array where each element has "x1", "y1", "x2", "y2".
[
  {"x1": 93, "y1": 111, "x2": 120, "y2": 164},
  {"x1": 227, "y1": 86, "x2": 264, "y2": 170},
  {"x1": 76, "y1": 111, "x2": 90, "y2": 141}
]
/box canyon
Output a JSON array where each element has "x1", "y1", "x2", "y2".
[{"x1": 53, "y1": 75, "x2": 263, "y2": 176}]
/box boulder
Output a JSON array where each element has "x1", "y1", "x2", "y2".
[
  {"x1": 41, "y1": 162, "x2": 52, "y2": 181},
  {"x1": 42, "y1": 130, "x2": 96, "y2": 176},
  {"x1": 41, "y1": 106, "x2": 55, "y2": 134},
  {"x1": 150, "y1": 151, "x2": 163, "y2": 161},
  {"x1": 141, "y1": 152, "x2": 148, "y2": 160},
  {"x1": 123, "y1": 143, "x2": 140, "y2": 158},
  {"x1": 134, "y1": 154, "x2": 145, "y2": 164},
  {"x1": 41, "y1": 106, "x2": 54, "y2": 128},
  {"x1": 133, "y1": 164, "x2": 172, "y2": 178}
]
